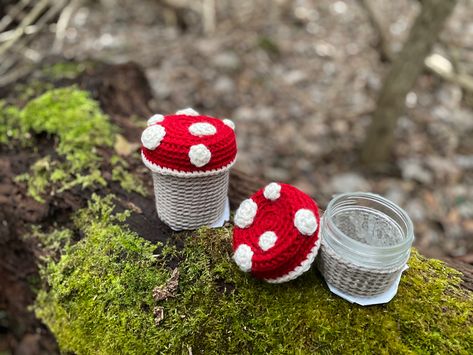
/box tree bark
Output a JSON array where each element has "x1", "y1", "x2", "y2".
[{"x1": 360, "y1": 0, "x2": 457, "y2": 167}]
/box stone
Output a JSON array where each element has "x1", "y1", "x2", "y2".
[
  {"x1": 400, "y1": 159, "x2": 433, "y2": 185},
  {"x1": 330, "y1": 173, "x2": 370, "y2": 193},
  {"x1": 213, "y1": 52, "x2": 240, "y2": 71}
]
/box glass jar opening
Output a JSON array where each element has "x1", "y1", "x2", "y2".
[{"x1": 322, "y1": 192, "x2": 414, "y2": 268}]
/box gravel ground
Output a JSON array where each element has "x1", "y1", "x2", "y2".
[{"x1": 19, "y1": 0, "x2": 473, "y2": 259}]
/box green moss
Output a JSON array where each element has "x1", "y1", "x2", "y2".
[
  {"x1": 41, "y1": 61, "x2": 90, "y2": 80},
  {"x1": 15, "y1": 157, "x2": 55, "y2": 202},
  {"x1": 15, "y1": 87, "x2": 114, "y2": 201},
  {"x1": 35, "y1": 196, "x2": 473, "y2": 354},
  {"x1": 2, "y1": 86, "x2": 147, "y2": 200},
  {"x1": 21, "y1": 87, "x2": 114, "y2": 168},
  {"x1": 26, "y1": 226, "x2": 73, "y2": 262},
  {"x1": 13, "y1": 80, "x2": 55, "y2": 103},
  {"x1": 111, "y1": 155, "x2": 147, "y2": 196},
  {"x1": 11, "y1": 61, "x2": 91, "y2": 103},
  {"x1": 0, "y1": 100, "x2": 28, "y2": 145},
  {"x1": 35, "y1": 195, "x2": 168, "y2": 354}
]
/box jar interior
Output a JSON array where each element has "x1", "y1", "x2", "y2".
[
  {"x1": 330, "y1": 195, "x2": 410, "y2": 248},
  {"x1": 333, "y1": 208, "x2": 403, "y2": 247}
]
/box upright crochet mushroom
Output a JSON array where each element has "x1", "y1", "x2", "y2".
[
  {"x1": 232, "y1": 183, "x2": 321, "y2": 283},
  {"x1": 141, "y1": 108, "x2": 237, "y2": 230}
]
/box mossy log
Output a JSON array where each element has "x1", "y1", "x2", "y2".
[{"x1": 0, "y1": 59, "x2": 472, "y2": 354}]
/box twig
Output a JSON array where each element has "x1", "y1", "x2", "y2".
[
  {"x1": 0, "y1": 50, "x2": 22, "y2": 75},
  {"x1": 158, "y1": 0, "x2": 200, "y2": 13},
  {"x1": 0, "y1": 0, "x2": 51, "y2": 57},
  {"x1": 202, "y1": 0, "x2": 216, "y2": 34},
  {"x1": 34, "y1": 0, "x2": 68, "y2": 28},
  {"x1": 0, "y1": 1, "x2": 66, "y2": 43},
  {"x1": 0, "y1": 64, "x2": 35, "y2": 87},
  {"x1": 0, "y1": 0, "x2": 68, "y2": 80},
  {"x1": 0, "y1": 25, "x2": 43, "y2": 43},
  {"x1": 357, "y1": 0, "x2": 394, "y2": 61},
  {"x1": 0, "y1": 0, "x2": 33, "y2": 33},
  {"x1": 53, "y1": 0, "x2": 82, "y2": 53}
]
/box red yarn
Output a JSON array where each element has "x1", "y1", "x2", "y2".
[
  {"x1": 142, "y1": 114, "x2": 237, "y2": 174},
  {"x1": 233, "y1": 183, "x2": 321, "y2": 282}
]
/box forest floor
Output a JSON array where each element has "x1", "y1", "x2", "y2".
[
  {"x1": 42, "y1": 0, "x2": 473, "y2": 262},
  {"x1": 3, "y1": 0, "x2": 471, "y2": 259},
  {"x1": 34, "y1": 0, "x2": 472, "y2": 260}
]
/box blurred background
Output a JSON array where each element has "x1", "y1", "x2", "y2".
[{"x1": 1, "y1": 0, "x2": 472, "y2": 261}]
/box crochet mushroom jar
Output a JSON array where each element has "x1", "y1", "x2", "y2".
[
  {"x1": 141, "y1": 108, "x2": 236, "y2": 230},
  {"x1": 232, "y1": 183, "x2": 321, "y2": 283}
]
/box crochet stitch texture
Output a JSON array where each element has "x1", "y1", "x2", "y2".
[
  {"x1": 141, "y1": 113, "x2": 237, "y2": 176},
  {"x1": 233, "y1": 183, "x2": 321, "y2": 283},
  {"x1": 140, "y1": 109, "x2": 236, "y2": 230}
]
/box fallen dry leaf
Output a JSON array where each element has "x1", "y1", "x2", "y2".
[
  {"x1": 153, "y1": 268, "x2": 179, "y2": 302},
  {"x1": 114, "y1": 134, "x2": 140, "y2": 156}
]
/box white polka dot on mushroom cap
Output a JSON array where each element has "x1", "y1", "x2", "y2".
[
  {"x1": 234, "y1": 198, "x2": 258, "y2": 228},
  {"x1": 147, "y1": 114, "x2": 164, "y2": 126},
  {"x1": 188, "y1": 122, "x2": 217, "y2": 137},
  {"x1": 233, "y1": 244, "x2": 253, "y2": 272},
  {"x1": 263, "y1": 182, "x2": 281, "y2": 201},
  {"x1": 141, "y1": 124, "x2": 166, "y2": 150},
  {"x1": 176, "y1": 107, "x2": 199, "y2": 116},
  {"x1": 223, "y1": 118, "x2": 235, "y2": 130},
  {"x1": 258, "y1": 231, "x2": 278, "y2": 251},
  {"x1": 188, "y1": 144, "x2": 211, "y2": 167},
  {"x1": 294, "y1": 209, "x2": 318, "y2": 236}
]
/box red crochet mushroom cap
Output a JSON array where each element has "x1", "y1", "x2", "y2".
[
  {"x1": 141, "y1": 109, "x2": 237, "y2": 176},
  {"x1": 232, "y1": 183, "x2": 321, "y2": 283}
]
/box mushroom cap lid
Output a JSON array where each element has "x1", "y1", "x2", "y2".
[
  {"x1": 232, "y1": 183, "x2": 321, "y2": 283},
  {"x1": 141, "y1": 111, "x2": 237, "y2": 176}
]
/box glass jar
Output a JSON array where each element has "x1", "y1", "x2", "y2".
[{"x1": 317, "y1": 192, "x2": 414, "y2": 297}]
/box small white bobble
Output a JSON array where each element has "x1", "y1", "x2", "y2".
[
  {"x1": 258, "y1": 231, "x2": 278, "y2": 251},
  {"x1": 223, "y1": 118, "x2": 235, "y2": 130},
  {"x1": 188, "y1": 122, "x2": 217, "y2": 137},
  {"x1": 294, "y1": 209, "x2": 318, "y2": 236},
  {"x1": 141, "y1": 125, "x2": 166, "y2": 150},
  {"x1": 234, "y1": 198, "x2": 258, "y2": 228},
  {"x1": 233, "y1": 244, "x2": 253, "y2": 272},
  {"x1": 188, "y1": 144, "x2": 211, "y2": 167},
  {"x1": 176, "y1": 107, "x2": 199, "y2": 116},
  {"x1": 263, "y1": 182, "x2": 281, "y2": 201},
  {"x1": 147, "y1": 114, "x2": 165, "y2": 126}
]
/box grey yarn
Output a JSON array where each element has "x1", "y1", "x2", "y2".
[
  {"x1": 152, "y1": 171, "x2": 229, "y2": 230},
  {"x1": 317, "y1": 241, "x2": 405, "y2": 297}
]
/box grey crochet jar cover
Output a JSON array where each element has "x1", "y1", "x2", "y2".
[{"x1": 141, "y1": 108, "x2": 237, "y2": 230}]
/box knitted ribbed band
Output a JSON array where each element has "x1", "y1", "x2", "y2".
[
  {"x1": 232, "y1": 183, "x2": 321, "y2": 283},
  {"x1": 317, "y1": 241, "x2": 405, "y2": 297},
  {"x1": 152, "y1": 171, "x2": 229, "y2": 230},
  {"x1": 141, "y1": 110, "x2": 237, "y2": 176}
]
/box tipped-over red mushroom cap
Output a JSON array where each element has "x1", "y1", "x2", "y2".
[
  {"x1": 141, "y1": 108, "x2": 237, "y2": 176},
  {"x1": 232, "y1": 183, "x2": 321, "y2": 283}
]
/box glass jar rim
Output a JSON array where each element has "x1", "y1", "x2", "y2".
[{"x1": 323, "y1": 192, "x2": 414, "y2": 255}]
